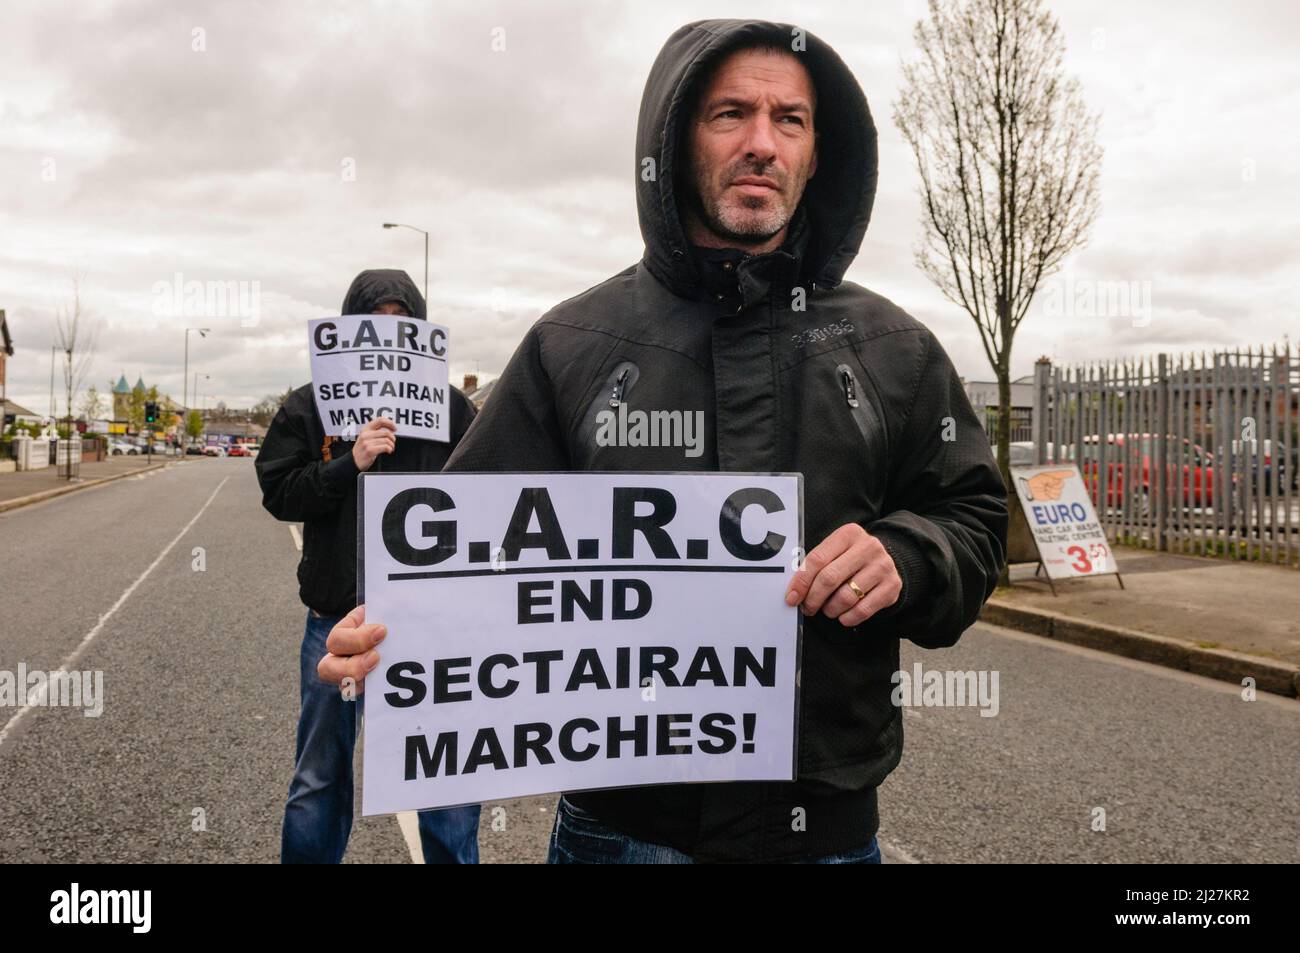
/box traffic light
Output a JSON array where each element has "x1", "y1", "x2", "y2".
[{"x1": 145, "y1": 401, "x2": 158, "y2": 424}]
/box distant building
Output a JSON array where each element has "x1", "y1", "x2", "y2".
[
  {"x1": 460, "y1": 373, "x2": 497, "y2": 410},
  {"x1": 112, "y1": 373, "x2": 132, "y2": 419},
  {"x1": 111, "y1": 372, "x2": 177, "y2": 421},
  {"x1": 4, "y1": 398, "x2": 40, "y2": 428},
  {"x1": 202, "y1": 406, "x2": 268, "y2": 443},
  {"x1": 962, "y1": 375, "x2": 1036, "y2": 443}
]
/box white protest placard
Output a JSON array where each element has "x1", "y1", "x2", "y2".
[
  {"x1": 358, "y1": 472, "x2": 802, "y2": 815},
  {"x1": 308, "y1": 314, "x2": 450, "y2": 442},
  {"x1": 1010, "y1": 464, "x2": 1117, "y2": 579}
]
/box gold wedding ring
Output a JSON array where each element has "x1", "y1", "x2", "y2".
[{"x1": 847, "y1": 580, "x2": 867, "y2": 601}]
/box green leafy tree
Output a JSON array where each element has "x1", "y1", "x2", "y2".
[{"x1": 127, "y1": 387, "x2": 146, "y2": 432}]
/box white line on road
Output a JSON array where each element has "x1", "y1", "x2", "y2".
[
  {"x1": 0, "y1": 476, "x2": 230, "y2": 751},
  {"x1": 395, "y1": 812, "x2": 425, "y2": 864},
  {"x1": 879, "y1": 838, "x2": 920, "y2": 864},
  {"x1": 289, "y1": 524, "x2": 303, "y2": 551}
]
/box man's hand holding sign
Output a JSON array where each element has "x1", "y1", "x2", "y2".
[
  {"x1": 784, "y1": 523, "x2": 902, "y2": 627},
  {"x1": 319, "y1": 605, "x2": 384, "y2": 690},
  {"x1": 351, "y1": 418, "x2": 398, "y2": 471}
]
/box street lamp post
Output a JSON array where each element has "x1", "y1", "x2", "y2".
[
  {"x1": 183, "y1": 327, "x2": 210, "y2": 412},
  {"x1": 62, "y1": 346, "x2": 72, "y2": 478},
  {"x1": 382, "y1": 223, "x2": 429, "y2": 304},
  {"x1": 191, "y1": 372, "x2": 209, "y2": 449}
]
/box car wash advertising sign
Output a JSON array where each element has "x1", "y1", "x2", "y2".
[
  {"x1": 308, "y1": 314, "x2": 451, "y2": 442},
  {"x1": 358, "y1": 472, "x2": 803, "y2": 815},
  {"x1": 1010, "y1": 464, "x2": 1116, "y2": 579}
]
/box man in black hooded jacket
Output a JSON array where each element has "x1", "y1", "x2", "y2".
[
  {"x1": 257, "y1": 268, "x2": 481, "y2": 863},
  {"x1": 321, "y1": 22, "x2": 1007, "y2": 863}
]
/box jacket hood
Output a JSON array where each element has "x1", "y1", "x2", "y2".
[
  {"x1": 635, "y1": 19, "x2": 878, "y2": 298},
  {"x1": 340, "y1": 269, "x2": 426, "y2": 320}
]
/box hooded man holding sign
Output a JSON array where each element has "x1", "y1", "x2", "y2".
[
  {"x1": 257, "y1": 268, "x2": 479, "y2": 863},
  {"x1": 321, "y1": 21, "x2": 1007, "y2": 863}
]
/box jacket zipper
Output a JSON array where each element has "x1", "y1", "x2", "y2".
[
  {"x1": 840, "y1": 367, "x2": 859, "y2": 408},
  {"x1": 609, "y1": 367, "x2": 631, "y2": 408},
  {"x1": 836, "y1": 363, "x2": 876, "y2": 447},
  {"x1": 577, "y1": 360, "x2": 640, "y2": 449}
]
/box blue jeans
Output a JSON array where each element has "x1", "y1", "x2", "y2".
[
  {"x1": 281, "y1": 611, "x2": 481, "y2": 864},
  {"x1": 547, "y1": 795, "x2": 883, "y2": 864}
]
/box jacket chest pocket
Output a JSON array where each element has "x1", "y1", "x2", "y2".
[
  {"x1": 574, "y1": 360, "x2": 640, "y2": 457},
  {"x1": 817, "y1": 361, "x2": 889, "y2": 519},
  {"x1": 835, "y1": 363, "x2": 887, "y2": 460}
]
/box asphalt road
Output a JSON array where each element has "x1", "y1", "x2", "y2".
[{"x1": 0, "y1": 459, "x2": 1295, "y2": 863}]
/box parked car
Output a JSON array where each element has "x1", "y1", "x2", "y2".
[
  {"x1": 227, "y1": 445, "x2": 249, "y2": 457},
  {"x1": 202, "y1": 445, "x2": 226, "y2": 457},
  {"x1": 1227, "y1": 438, "x2": 1299, "y2": 493},
  {"x1": 108, "y1": 441, "x2": 139, "y2": 456},
  {"x1": 185, "y1": 444, "x2": 205, "y2": 456},
  {"x1": 1077, "y1": 433, "x2": 1241, "y2": 515},
  {"x1": 1006, "y1": 441, "x2": 1066, "y2": 466},
  {"x1": 1009, "y1": 441, "x2": 1035, "y2": 466}
]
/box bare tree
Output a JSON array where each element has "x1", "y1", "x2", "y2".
[
  {"x1": 80, "y1": 385, "x2": 104, "y2": 424},
  {"x1": 893, "y1": 0, "x2": 1102, "y2": 538},
  {"x1": 55, "y1": 275, "x2": 100, "y2": 477}
]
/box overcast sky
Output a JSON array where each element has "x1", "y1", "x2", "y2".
[{"x1": 2, "y1": 0, "x2": 1297, "y2": 415}]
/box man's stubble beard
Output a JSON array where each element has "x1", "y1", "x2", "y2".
[{"x1": 692, "y1": 161, "x2": 809, "y2": 246}]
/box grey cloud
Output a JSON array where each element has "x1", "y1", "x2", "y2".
[{"x1": 1, "y1": 0, "x2": 1297, "y2": 412}]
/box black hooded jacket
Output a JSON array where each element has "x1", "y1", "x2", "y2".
[
  {"x1": 257, "y1": 269, "x2": 477, "y2": 617},
  {"x1": 445, "y1": 20, "x2": 1007, "y2": 861}
]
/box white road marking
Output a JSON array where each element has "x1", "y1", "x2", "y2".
[
  {"x1": 0, "y1": 476, "x2": 230, "y2": 750},
  {"x1": 395, "y1": 812, "x2": 425, "y2": 864},
  {"x1": 289, "y1": 524, "x2": 303, "y2": 551},
  {"x1": 879, "y1": 838, "x2": 920, "y2": 864}
]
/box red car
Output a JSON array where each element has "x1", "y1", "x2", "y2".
[
  {"x1": 226, "y1": 445, "x2": 249, "y2": 457},
  {"x1": 1078, "y1": 433, "x2": 1235, "y2": 514}
]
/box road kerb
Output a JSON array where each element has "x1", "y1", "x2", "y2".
[{"x1": 979, "y1": 598, "x2": 1298, "y2": 698}]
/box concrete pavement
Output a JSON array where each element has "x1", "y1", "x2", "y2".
[{"x1": 0, "y1": 454, "x2": 174, "y2": 512}]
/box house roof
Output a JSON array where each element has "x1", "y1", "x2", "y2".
[
  {"x1": 3, "y1": 398, "x2": 38, "y2": 418},
  {"x1": 468, "y1": 378, "x2": 497, "y2": 408}
]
